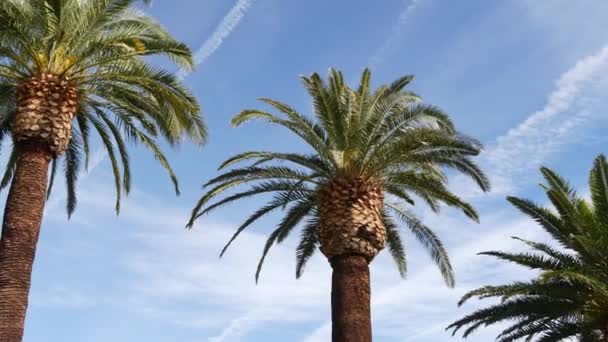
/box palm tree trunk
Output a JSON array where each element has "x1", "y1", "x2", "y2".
[
  {"x1": 0, "y1": 142, "x2": 51, "y2": 342},
  {"x1": 331, "y1": 254, "x2": 372, "y2": 342}
]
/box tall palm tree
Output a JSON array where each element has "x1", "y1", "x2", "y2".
[
  {"x1": 447, "y1": 155, "x2": 608, "y2": 341},
  {"x1": 188, "y1": 69, "x2": 489, "y2": 341},
  {"x1": 0, "y1": 1, "x2": 206, "y2": 340}
]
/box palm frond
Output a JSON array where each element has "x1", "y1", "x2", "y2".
[
  {"x1": 383, "y1": 213, "x2": 407, "y2": 278},
  {"x1": 590, "y1": 154, "x2": 608, "y2": 225},
  {"x1": 295, "y1": 215, "x2": 320, "y2": 278},
  {"x1": 386, "y1": 202, "x2": 453, "y2": 286},
  {"x1": 255, "y1": 198, "x2": 314, "y2": 282},
  {"x1": 450, "y1": 156, "x2": 608, "y2": 340}
]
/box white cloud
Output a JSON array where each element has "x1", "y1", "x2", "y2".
[
  {"x1": 124, "y1": 220, "x2": 331, "y2": 342},
  {"x1": 53, "y1": 180, "x2": 329, "y2": 341},
  {"x1": 177, "y1": 0, "x2": 256, "y2": 80}
]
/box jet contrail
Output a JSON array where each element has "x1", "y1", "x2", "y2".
[
  {"x1": 369, "y1": 0, "x2": 426, "y2": 68},
  {"x1": 177, "y1": 0, "x2": 257, "y2": 80}
]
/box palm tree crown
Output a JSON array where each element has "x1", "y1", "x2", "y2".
[
  {"x1": 448, "y1": 155, "x2": 608, "y2": 341},
  {"x1": 0, "y1": 0, "x2": 206, "y2": 214},
  {"x1": 188, "y1": 68, "x2": 489, "y2": 284}
]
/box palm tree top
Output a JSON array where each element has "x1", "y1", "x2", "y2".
[
  {"x1": 229, "y1": 69, "x2": 486, "y2": 182},
  {"x1": 0, "y1": 0, "x2": 207, "y2": 215},
  {"x1": 447, "y1": 154, "x2": 608, "y2": 341},
  {"x1": 188, "y1": 68, "x2": 490, "y2": 284}
]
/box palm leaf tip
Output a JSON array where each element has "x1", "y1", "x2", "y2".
[{"x1": 185, "y1": 217, "x2": 196, "y2": 229}]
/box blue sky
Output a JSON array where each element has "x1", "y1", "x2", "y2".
[{"x1": 6, "y1": 0, "x2": 608, "y2": 341}]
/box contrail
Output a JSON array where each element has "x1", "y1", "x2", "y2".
[
  {"x1": 369, "y1": 0, "x2": 426, "y2": 68},
  {"x1": 177, "y1": 0, "x2": 256, "y2": 80}
]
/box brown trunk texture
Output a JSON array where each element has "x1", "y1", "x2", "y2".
[
  {"x1": 0, "y1": 142, "x2": 51, "y2": 342},
  {"x1": 331, "y1": 255, "x2": 372, "y2": 342},
  {"x1": 14, "y1": 73, "x2": 77, "y2": 156},
  {"x1": 318, "y1": 177, "x2": 385, "y2": 261}
]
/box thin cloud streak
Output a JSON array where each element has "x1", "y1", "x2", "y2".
[
  {"x1": 177, "y1": 0, "x2": 256, "y2": 80},
  {"x1": 369, "y1": 0, "x2": 427, "y2": 68}
]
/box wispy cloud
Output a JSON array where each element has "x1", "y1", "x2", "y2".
[
  {"x1": 62, "y1": 180, "x2": 331, "y2": 341},
  {"x1": 125, "y1": 219, "x2": 331, "y2": 342},
  {"x1": 177, "y1": 0, "x2": 256, "y2": 80},
  {"x1": 457, "y1": 45, "x2": 608, "y2": 197},
  {"x1": 369, "y1": 0, "x2": 427, "y2": 68}
]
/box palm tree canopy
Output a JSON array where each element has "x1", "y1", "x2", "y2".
[
  {"x1": 0, "y1": 0, "x2": 207, "y2": 215},
  {"x1": 188, "y1": 68, "x2": 489, "y2": 285},
  {"x1": 447, "y1": 154, "x2": 608, "y2": 342}
]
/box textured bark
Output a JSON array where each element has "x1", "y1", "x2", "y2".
[
  {"x1": 331, "y1": 255, "x2": 372, "y2": 342},
  {"x1": 0, "y1": 142, "x2": 51, "y2": 342},
  {"x1": 14, "y1": 73, "x2": 77, "y2": 156},
  {"x1": 318, "y1": 177, "x2": 386, "y2": 261}
]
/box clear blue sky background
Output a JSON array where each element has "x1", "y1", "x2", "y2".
[{"x1": 5, "y1": 0, "x2": 608, "y2": 341}]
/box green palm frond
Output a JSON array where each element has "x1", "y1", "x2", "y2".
[
  {"x1": 295, "y1": 215, "x2": 320, "y2": 279},
  {"x1": 383, "y1": 213, "x2": 407, "y2": 278},
  {"x1": 449, "y1": 155, "x2": 608, "y2": 340},
  {"x1": 386, "y1": 202, "x2": 453, "y2": 286},
  {"x1": 46, "y1": 158, "x2": 58, "y2": 199},
  {"x1": 255, "y1": 197, "x2": 315, "y2": 282},
  {"x1": 0, "y1": 148, "x2": 18, "y2": 190},
  {"x1": 189, "y1": 68, "x2": 487, "y2": 282},
  {"x1": 217, "y1": 190, "x2": 311, "y2": 257},
  {"x1": 0, "y1": 0, "x2": 205, "y2": 216},
  {"x1": 479, "y1": 250, "x2": 569, "y2": 272},
  {"x1": 590, "y1": 154, "x2": 608, "y2": 225},
  {"x1": 495, "y1": 318, "x2": 554, "y2": 342},
  {"x1": 64, "y1": 129, "x2": 82, "y2": 217}
]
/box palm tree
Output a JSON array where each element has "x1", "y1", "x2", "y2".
[
  {"x1": 447, "y1": 155, "x2": 608, "y2": 341},
  {"x1": 188, "y1": 68, "x2": 489, "y2": 341},
  {"x1": 0, "y1": 1, "x2": 206, "y2": 340}
]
